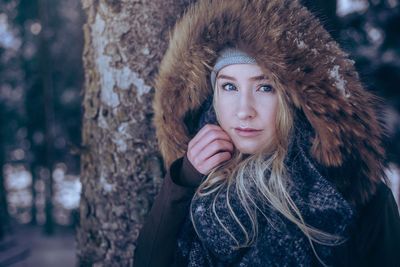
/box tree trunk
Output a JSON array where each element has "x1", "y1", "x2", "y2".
[
  {"x1": 38, "y1": 0, "x2": 55, "y2": 235},
  {"x1": 77, "y1": 0, "x2": 194, "y2": 265},
  {"x1": 0, "y1": 104, "x2": 9, "y2": 239}
]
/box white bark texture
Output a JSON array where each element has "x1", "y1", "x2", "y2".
[{"x1": 77, "y1": 0, "x2": 194, "y2": 265}]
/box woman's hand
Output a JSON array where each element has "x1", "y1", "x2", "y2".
[{"x1": 187, "y1": 124, "x2": 234, "y2": 175}]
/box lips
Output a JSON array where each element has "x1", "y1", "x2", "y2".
[
  {"x1": 234, "y1": 127, "x2": 263, "y2": 137},
  {"x1": 235, "y1": 127, "x2": 261, "y2": 131}
]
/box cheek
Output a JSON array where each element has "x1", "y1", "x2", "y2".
[
  {"x1": 266, "y1": 107, "x2": 278, "y2": 127},
  {"x1": 215, "y1": 98, "x2": 235, "y2": 126},
  {"x1": 261, "y1": 100, "x2": 279, "y2": 130},
  {"x1": 253, "y1": 95, "x2": 278, "y2": 128}
]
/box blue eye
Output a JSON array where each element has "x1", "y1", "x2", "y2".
[
  {"x1": 258, "y1": 84, "x2": 273, "y2": 92},
  {"x1": 222, "y1": 83, "x2": 237, "y2": 91}
]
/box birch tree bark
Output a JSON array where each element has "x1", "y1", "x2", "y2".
[{"x1": 77, "y1": 0, "x2": 194, "y2": 265}]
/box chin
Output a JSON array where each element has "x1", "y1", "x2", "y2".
[{"x1": 236, "y1": 145, "x2": 258, "y2": 155}]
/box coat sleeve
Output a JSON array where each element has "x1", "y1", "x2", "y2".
[
  {"x1": 133, "y1": 154, "x2": 205, "y2": 267},
  {"x1": 349, "y1": 182, "x2": 400, "y2": 267}
]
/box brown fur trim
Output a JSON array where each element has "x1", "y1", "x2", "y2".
[{"x1": 152, "y1": 0, "x2": 387, "y2": 205}]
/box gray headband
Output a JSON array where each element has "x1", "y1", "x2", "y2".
[{"x1": 210, "y1": 47, "x2": 257, "y2": 90}]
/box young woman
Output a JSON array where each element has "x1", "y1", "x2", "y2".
[{"x1": 133, "y1": 0, "x2": 400, "y2": 266}]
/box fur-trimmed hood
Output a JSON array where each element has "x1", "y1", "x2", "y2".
[{"x1": 152, "y1": 0, "x2": 387, "y2": 205}]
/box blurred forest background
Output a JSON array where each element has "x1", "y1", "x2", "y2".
[{"x1": 0, "y1": 0, "x2": 399, "y2": 266}]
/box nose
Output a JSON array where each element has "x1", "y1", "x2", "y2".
[{"x1": 236, "y1": 91, "x2": 256, "y2": 120}]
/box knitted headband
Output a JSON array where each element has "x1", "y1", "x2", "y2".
[{"x1": 210, "y1": 47, "x2": 257, "y2": 90}]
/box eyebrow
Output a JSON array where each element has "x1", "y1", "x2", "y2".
[{"x1": 216, "y1": 74, "x2": 268, "y2": 81}]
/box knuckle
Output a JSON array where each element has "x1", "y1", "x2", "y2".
[
  {"x1": 228, "y1": 142, "x2": 234, "y2": 150},
  {"x1": 205, "y1": 124, "x2": 213, "y2": 130},
  {"x1": 209, "y1": 129, "x2": 220, "y2": 139},
  {"x1": 187, "y1": 151, "x2": 194, "y2": 161},
  {"x1": 193, "y1": 158, "x2": 201, "y2": 168},
  {"x1": 211, "y1": 139, "x2": 221, "y2": 148},
  {"x1": 216, "y1": 140, "x2": 225, "y2": 148},
  {"x1": 219, "y1": 152, "x2": 230, "y2": 161},
  {"x1": 215, "y1": 153, "x2": 224, "y2": 161},
  {"x1": 198, "y1": 163, "x2": 206, "y2": 173}
]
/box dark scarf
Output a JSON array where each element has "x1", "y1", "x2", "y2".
[{"x1": 172, "y1": 102, "x2": 357, "y2": 267}]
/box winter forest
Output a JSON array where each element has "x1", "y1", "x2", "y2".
[{"x1": 0, "y1": 0, "x2": 399, "y2": 266}]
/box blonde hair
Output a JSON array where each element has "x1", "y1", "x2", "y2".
[{"x1": 189, "y1": 75, "x2": 346, "y2": 266}]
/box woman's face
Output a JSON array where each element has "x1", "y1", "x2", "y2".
[{"x1": 214, "y1": 64, "x2": 279, "y2": 155}]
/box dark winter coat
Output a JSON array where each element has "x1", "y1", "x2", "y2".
[
  {"x1": 133, "y1": 153, "x2": 400, "y2": 266},
  {"x1": 134, "y1": 0, "x2": 400, "y2": 266}
]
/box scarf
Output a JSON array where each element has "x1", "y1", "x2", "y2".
[{"x1": 171, "y1": 108, "x2": 357, "y2": 267}]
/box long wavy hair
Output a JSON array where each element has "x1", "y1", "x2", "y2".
[{"x1": 189, "y1": 75, "x2": 346, "y2": 266}]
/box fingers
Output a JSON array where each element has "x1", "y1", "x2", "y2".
[
  {"x1": 202, "y1": 152, "x2": 232, "y2": 172},
  {"x1": 189, "y1": 125, "x2": 231, "y2": 153},
  {"x1": 190, "y1": 131, "x2": 232, "y2": 158},
  {"x1": 188, "y1": 124, "x2": 230, "y2": 151},
  {"x1": 194, "y1": 139, "x2": 234, "y2": 164},
  {"x1": 186, "y1": 124, "x2": 235, "y2": 175}
]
